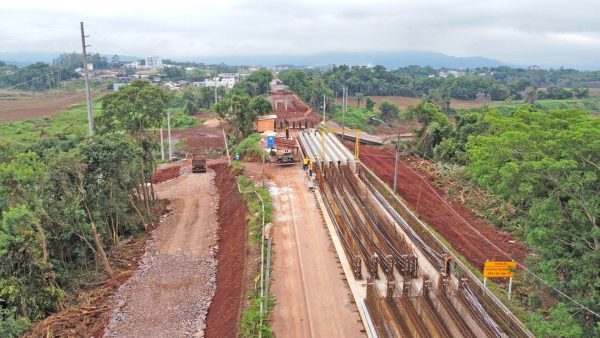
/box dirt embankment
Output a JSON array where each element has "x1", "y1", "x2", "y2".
[
  {"x1": 152, "y1": 164, "x2": 183, "y2": 184},
  {"x1": 267, "y1": 92, "x2": 322, "y2": 127},
  {"x1": 205, "y1": 163, "x2": 248, "y2": 338},
  {"x1": 357, "y1": 144, "x2": 527, "y2": 269}
]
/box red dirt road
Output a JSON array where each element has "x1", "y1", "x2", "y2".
[
  {"x1": 356, "y1": 144, "x2": 526, "y2": 269},
  {"x1": 268, "y1": 166, "x2": 365, "y2": 337}
]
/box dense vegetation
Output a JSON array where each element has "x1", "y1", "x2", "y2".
[
  {"x1": 408, "y1": 103, "x2": 599, "y2": 335},
  {"x1": 52, "y1": 53, "x2": 110, "y2": 70},
  {"x1": 280, "y1": 65, "x2": 599, "y2": 108},
  {"x1": 214, "y1": 69, "x2": 273, "y2": 139},
  {"x1": 0, "y1": 61, "x2": 79, "y2": 91},
  {"x1": 0, "y1": 81, "x2": 170, "y2": 336}
]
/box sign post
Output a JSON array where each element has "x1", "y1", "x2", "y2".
[{"x1": 483, "y1": 261, "x2": 517, "y2": 299}]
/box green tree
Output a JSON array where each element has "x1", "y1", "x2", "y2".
[
  {"x1": 250, "y1": 96, "x2": 273, "y2": 116},
  {"x1": 407, "y1": 102, "x2": 452, "y2": 156},
  {"x1": 246, "y1": 69, "x2": 273, "y2": 95},
  {"x1": 164, "y1": 66, "x2": 186, "y2": 80},
  {"x1": 365, "y1": 97, "x2": 375, "y2": 112},
  {"x1": 279, "y1": 70, "x2": 311, "y2": 99},
  {"x1": 378, "y1": 101, "x2": 400, "y2": 123},
  {"x1": 355, "y1": 92, "x2": 364, "y2": 108},
  {"x1": 100, "y1": 80, "x2": 169, "y2": 137},
  {"x1": 184, "y1": 100, "x2": 198, "y2": 115},
  {"x1": 214, "y1": 93, "x2": 255, "y2": 138},
  {"x1": 467, "y1": 108, "x2": 600, "y2": 334}
]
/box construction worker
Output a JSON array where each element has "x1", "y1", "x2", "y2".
[
  {"x1": 308, "y1": 161, "x2": 313, "y2": 177},
  {"x1": 303, "y1": 156, "x2": 309, "y2": 171}
]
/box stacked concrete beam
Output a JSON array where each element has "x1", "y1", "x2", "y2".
[{"x1": 299, "y1": 130, "x2": 356, "y2": 172}]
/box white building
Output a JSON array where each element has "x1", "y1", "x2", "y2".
[
  {"x1": 145, "y1": 56, "x2": 163, "y2": 70},
  {"x1": 193, "y1": 77, "x2": 236, "y2": 89},
  {"x1": 124, "y1": 61, "x2": 141, "y2": 68}
]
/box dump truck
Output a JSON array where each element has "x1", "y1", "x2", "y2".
[
  {"x1": 192, "y1": 154, "x2": 207, "y2": 173},
  {"x1": 276, "y1": 151, "x2": 295, "y2": 165}
]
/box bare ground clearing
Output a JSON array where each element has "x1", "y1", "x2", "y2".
[{"x1": 0, "y1": 89, "x2": 104, "y2": 122}]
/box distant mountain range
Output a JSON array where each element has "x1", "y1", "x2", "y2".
[
  {"x1": 1, "y1": 50, "x2": 506, "y2": 69},
  {"x1": 182, "y1": 51, "x2": 506, "y2": 69},
  {"x1": 0, "y1": 52, "x2": 140, "y2": 67}
]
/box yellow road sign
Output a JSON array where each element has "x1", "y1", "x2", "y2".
[{"x1": 483, "y1": 261, "x2": 517, "y2": 278}]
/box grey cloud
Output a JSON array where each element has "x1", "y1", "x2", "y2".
[{"x1": 1, "y1": 0, "x2": 600, "y2": 68}]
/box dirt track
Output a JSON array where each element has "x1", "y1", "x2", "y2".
[
  {"x1": 357, "y1": 144, "x2": 526, "y2": 269},
  {"x1": 104, "y1": 169, "x2": 219, "y2": 337},
  {"x1": 268, "y1": 166, "x2": 365, "y2": 337}
]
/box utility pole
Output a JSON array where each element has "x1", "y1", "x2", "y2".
[
  {"x1": 371, "y1": 117, "x2": 400, "y2": 194},
  {"x1": 80, "y1": 21, "x2": 94, "y2": 136},
  {"x1": 323, "y1": 94, "x2": 326, "y2": 124},
  {"x1": 160, "y1": 126, "x2": 165, "y2": 161},
  {"x1": 214, "y1": 70, "x2": 218, "y2": 103},
  {"x1": 342, "y1": 87, "x2": 347, "y2": 140},
  {"x1": 394, "y1": 133, "x2": 399, "y2": 194},
  {"x1": 167, "y1": 112, "x2": 172, "y2": 161}
]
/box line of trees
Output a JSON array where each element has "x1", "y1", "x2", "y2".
[
  {"x1": 0, "y1": 81, "x2": 169, "y2": 336},
  {"x1": 280, "y1": 65, "x2": 596, "y2": 104},
  {"x1": 0, "y1": 61, "x2": 79, "y2": 91}
]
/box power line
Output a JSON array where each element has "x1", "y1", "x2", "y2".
[{"x1": 363, "y1": 145, "x2": 600, "y2": 319}]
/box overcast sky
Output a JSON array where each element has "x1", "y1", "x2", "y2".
[{"x1": 2, "y1": 0, "x2": 600, "y2": 68}]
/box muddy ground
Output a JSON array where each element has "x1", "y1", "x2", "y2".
[{"x1": 356, "y1": 144, "x2": 527, "y2": 269}]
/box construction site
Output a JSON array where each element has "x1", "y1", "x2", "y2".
[
  {"x1": 295, "y1": 129, "x2": 532, "y2": 337},
  {"x1": 132, "y1": 83, "x2": 532, "y2": 337},
  {"x1": 27, "y1": 83, "x2": 537, "y2": 338}
]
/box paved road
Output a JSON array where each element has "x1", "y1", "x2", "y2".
[{"x1": 269, "y1": 167, "x2": 365, "y2": 338}]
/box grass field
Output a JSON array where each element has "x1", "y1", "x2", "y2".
[
  {"x1": 0, "y1": 99, "x2": 102, "y2": 148},
  {"x1": 465, "y1": 97, "x2": 600, "y2": 115},
  {"x1": 0, "y1": 90, "x2": 200, "y2": 149}
]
